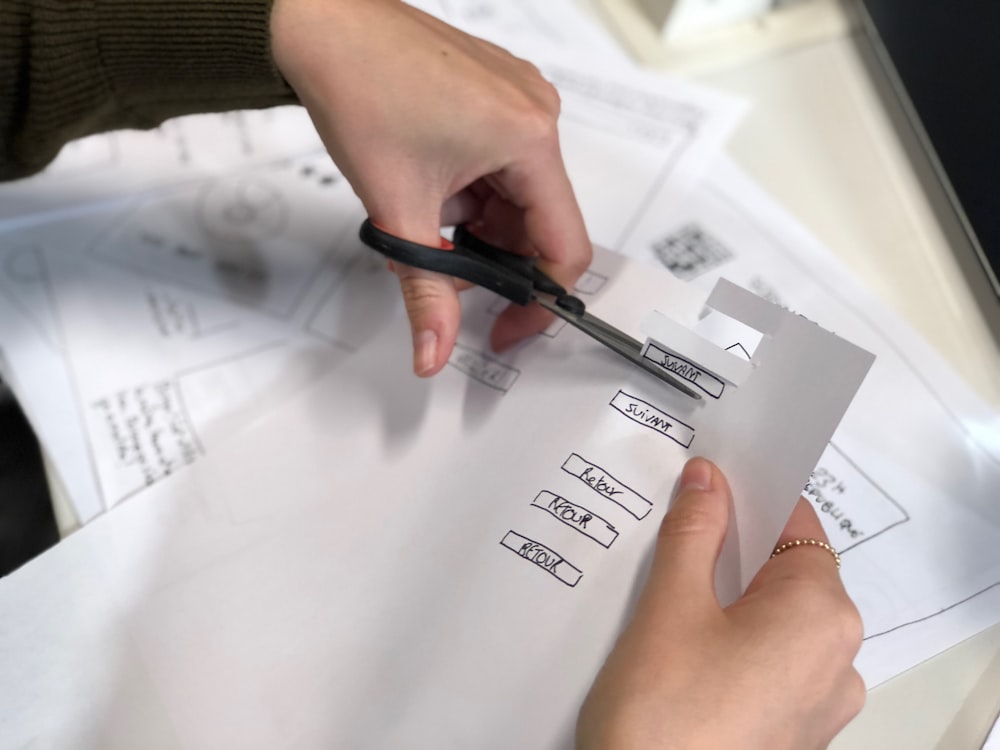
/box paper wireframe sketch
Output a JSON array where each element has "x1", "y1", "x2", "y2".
[
  {"x1": 616, "y1": 153, "x2": 1000, "y2": 688},
  {"x1": 0, "y1": 107, "x2": 324, "y2": 225},
  {"x1": 0, "y1": 246, "x2": 104, "y2": 522},
  {"x1": 0, "y1": 48, "x2": 741, "y2": 524},
  {"x1": 0, "y1": 248, "x2": 873, "y2": 748}
]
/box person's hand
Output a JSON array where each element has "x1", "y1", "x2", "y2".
[
  {"x1": 577, "y1": 458, "x2": 865, "y2": 750},
  {"x1": 270, "y1": 0, "x2": 591, "y2": 376}
]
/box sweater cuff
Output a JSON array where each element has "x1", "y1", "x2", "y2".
[{"x1": 96, "y1": 0, "x2": 297, "y2": 125}]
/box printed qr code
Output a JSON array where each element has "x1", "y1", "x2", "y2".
[{"x1": 652, "y1": 223, "x2": 733, "y2": 280}]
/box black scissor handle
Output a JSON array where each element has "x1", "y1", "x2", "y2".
[
  {"x1": 452, "y1": 225, "x2": 567, "y2": 299},
  {"x1": 359, "y1": 220, "x2": 564, "y2": 307}
]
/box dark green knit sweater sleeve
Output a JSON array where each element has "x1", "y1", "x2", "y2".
[{"x1": 0, "y1": 0, "x2": 299, "y2": 181}]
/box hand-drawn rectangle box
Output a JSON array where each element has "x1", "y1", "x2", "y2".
[
  {"x1": 500, "y1": 531, "x2": 583, "y2": 587},
  {"x1": 541, "y1": 318, "x2": 568, "y2": 338},
  {"x1": 448, "y1": 344, "x2": 520, "y2": 393},
  {"x1": 806, "y1": 443, "x2": 909, "y2": 553},
  {"x1": 641, "y1": 341, "x2": 725, "y2": 399},
  {"x1": 573, "y1": 270, "x2": 608, "y2": 296},
  {"x1": 488, "y1": 297, "x2": 568, "y2": 339},
  {"x1": 531, "y1": 491, "x2": 619, "y2": 547},
  {"x1": 609, "y1": 390, "x2": 695, "y2": 448},
  {"x1": 561, "y1": 453, "x2": 652, "y2": 520}
]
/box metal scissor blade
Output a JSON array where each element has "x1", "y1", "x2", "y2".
[{"x1": 536, "y1": 295, "x2": 702, "y2": 400}]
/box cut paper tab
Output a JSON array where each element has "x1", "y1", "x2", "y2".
[{"x1": 640, "y1": 305, "x2": 755, "y2": 392}]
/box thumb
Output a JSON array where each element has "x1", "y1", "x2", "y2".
[
  {"x1": 372, "y1": 207, "x2": 462, "y2": 378},
  {"x1": 394, "y1": 261, "x2": 461, "y2": 377},
  {"x1": 637, "y1": 458, "x2": 732, "y2": 622}
]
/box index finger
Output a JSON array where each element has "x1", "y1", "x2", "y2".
[
  {"x1": 504, "y1": 143, "x2": 592, "y2": 285},
  {"x1": 489, "y1": 145, "x2": 593, "y2": 351}
]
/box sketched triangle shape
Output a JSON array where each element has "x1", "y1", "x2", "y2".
[{"x1": 725, "y1": 342, "x2": 751, "y2": 361}]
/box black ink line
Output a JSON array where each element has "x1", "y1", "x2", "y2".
[
  {"x1": 726, "y1": 342, "x2": 751, "y2": 360},
  {"x1": 303, "y1": 242, "x2": 380, "y2": 352},
  {"x1": 562, "y1": 452, "x2": 653, "y2": 520},
  {"x1": 642, "y1": 342, "x2": 724, "y2": 399},
  {"x1": 863, "y1": 579, "x2": 1000, "y2": 641},
  {"x1": 614, "y1": 127, "x2": 696, "y2": 252},
  {"x1": 500, "y1": 531, "x2": 583, "y2": 587},
  {"x1": 828, "y1": 441, "x2": 910, "y2": 554},
  {"x1": 0, "y1": 246, "x2": 60, "y2": 352},
  {"x1": 609, "y1": 390, "x2": 695, "y2": 448},
  {"x1": 169, "y1": 375, "x2": 206, "y2": 459},
  {"x1": 540, "y1": 319, "x2": 568, "y2": 339},
  {"x1": 447, "y1": 343, "x2": 520, "y2": 393},
  {"x1": 531, "y1": 491, "x2": 619, "y2": 548},
  {"x1": 574, "y1": 269, "x2": 608, "y2": 296},
  {"x1": 38, "y1": 247, "x2": 108, "y2": 514}
]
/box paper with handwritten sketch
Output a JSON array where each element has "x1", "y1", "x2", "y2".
[
  {"x1": 0, "y1": 250, "x2": 104, "y2": 522},
  {"x1": 0, "y1": 48, "x2": 741, "y2": 524},
  {"x1": 0, "y1": 245, "x2": 873, "y2": 747},
  {"x1": 0, "y1": 107, "x2": 325, "y2": 226},
  {"x1": 614, "y1": 155, "x2": 1000, "y2": 689}
]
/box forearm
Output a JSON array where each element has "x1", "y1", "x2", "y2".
[{"x1": 0, "y1": 0, "x2": 297, "y2": 180}]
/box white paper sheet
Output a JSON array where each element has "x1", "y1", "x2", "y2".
[
  {"x1": 985, "y1": 714, "x2": 1000, "y2": 750},
  {"x1": 0, "y1": 246, "x2": 104, "y2": 522},
  {"x1": 0, "y1": 250, "x2": 872, "y2": 747},
  {"x1": 0, "y1": 57, "x2": 742, "y2": 524},
  {"x1": 615, "y1": 154, "x2": 1000, "y2": 687},
  {"x1": 0, "y1": 0, "x2": 737, "y2": 236},
  {"x1": 0, "y1": 155, "x2": 367, "y2": 517},
  {"x1": 0, "y1": 108, "x2": 325, "y2": 226}
]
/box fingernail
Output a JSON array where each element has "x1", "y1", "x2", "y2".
[
  {"x1": 414, "y1": 329, "x2": 438, "y2": 376},
  {"x1": 680, "y1": 457, "x2": 713, "y2": 493}
]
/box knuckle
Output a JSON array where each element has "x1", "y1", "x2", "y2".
[
  {"x1": 535, "y1": 78, "x2": 562, "y2": 115},
  {"x1": 833, "y1": 597, "x2": 865, "y2": 652},
  {"x1": 570, "y1": 243, "x2": 594, "y2": 276},
  {"x1": 803, "y1": 586, "x2": 863, "y2": 654},
  {"x1": 398, "y1": 275, "x2": 447, "y2": 316},
  {"x1": 518, "y1": 105, "x2": 560, "y2": 145},
  {"x1": 502, "y1": 85, "x2": 560, "y2": 144},
  {"x1": 515, "y1": 57, "x2": 556, "y2": 100},
  {"x1": 845, "y1": 670, "x2": 867, "y2": 718}
]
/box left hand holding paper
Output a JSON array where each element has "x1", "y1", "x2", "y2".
[{"x1": 576, "y1": 457, "x2": 865, "y2": 750}]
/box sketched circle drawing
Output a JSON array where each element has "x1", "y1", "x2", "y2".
[{"x1": 197, "y1": 179, "x2": 288, "y2": 243}]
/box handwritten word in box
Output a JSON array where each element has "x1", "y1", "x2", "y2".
[
  {"x1": 641, "y1": 342, "x2": 725, "y2": 399},
  {"x1": 561, "y1": 453, "x2": 652, "y2": 520},
  {"x1": 531, "y1": 491, "x2": 619, "y2": 548},
  {"x1": 806, "y1": 443, "x2": 909, "y2": 553},
  {"x1": 448, "y1": 344, "x2": 520, "y2": 393},
  {"x1": 609, "y1": 390, "x2": 695, "y2": 448},
  {"x1": 500, "y1": 531, "x2": 583, "y2": 587},
  {"x1": 573, "y1": 270, "x2": 608, "y2": 296}
]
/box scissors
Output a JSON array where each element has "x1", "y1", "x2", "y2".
[{"x1": 359, "y1": 219, "x2": 701, "y2": 400}]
